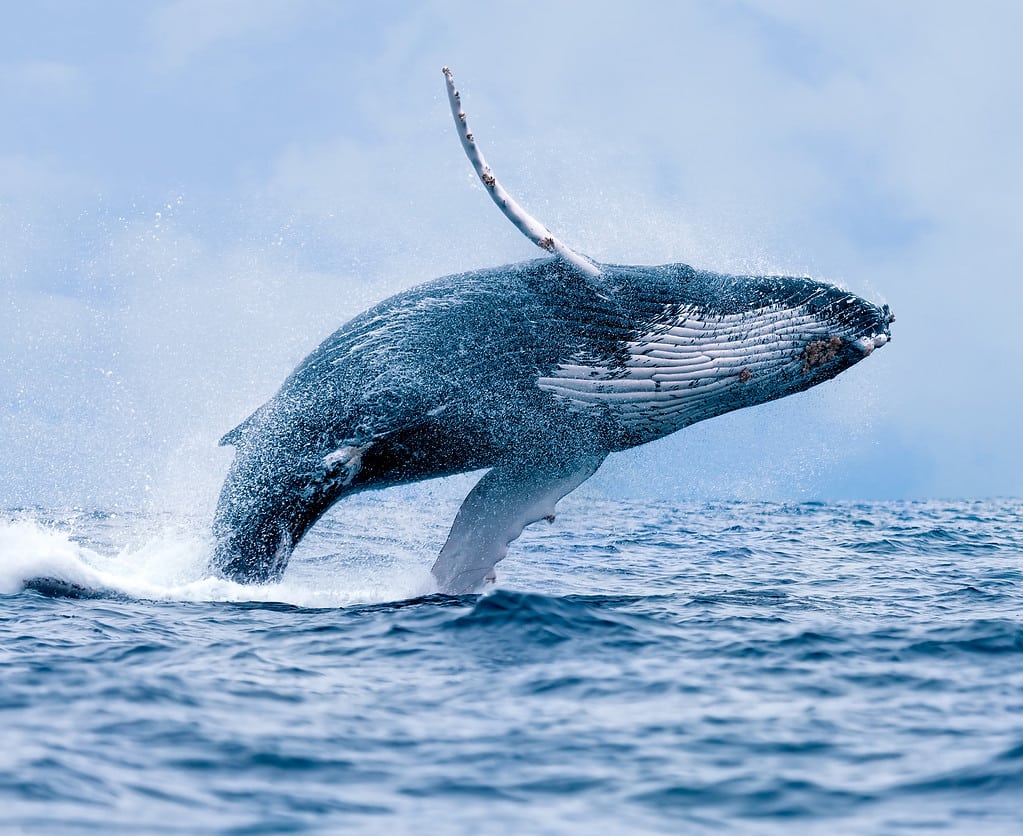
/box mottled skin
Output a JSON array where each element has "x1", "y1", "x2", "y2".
[{"x1": 212, "y1": 258, "x2": 891, "y2": 588}]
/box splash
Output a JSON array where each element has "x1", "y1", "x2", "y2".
[{"x1": 0, "y1": 512, "x2": 436, "y2": 607}]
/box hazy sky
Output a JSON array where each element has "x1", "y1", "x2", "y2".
[{"x1": 2, "y1": 1, "x2": 1021, "y2": 512}]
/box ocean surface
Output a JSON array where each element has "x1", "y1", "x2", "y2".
[{"x1": 2, "y1": 494, "x2": 1022, "y2": 834}]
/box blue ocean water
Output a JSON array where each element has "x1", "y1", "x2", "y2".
[{"x1": 2, "y1": 496, "x2": 1022, "y2": 833}]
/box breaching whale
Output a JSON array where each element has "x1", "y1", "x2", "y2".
[{"x1": 212, "y1": 68, "x2": 893, "y2": 593}]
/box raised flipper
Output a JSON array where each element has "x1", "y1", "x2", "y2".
[
  {"x1": 430, "y1": 453, "x2": 605, "y2": 594},
  {"x1": 442, "y1": 67, "x2": 602, "y2": 280}
]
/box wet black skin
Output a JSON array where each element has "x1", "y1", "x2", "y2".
[{"x1": 212, "y1": 258, "x2": 891, "y2": 583}]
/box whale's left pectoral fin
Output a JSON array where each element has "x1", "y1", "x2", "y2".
[{"x1": 431, "y1": 453, "x2": 605, "y2": 594}]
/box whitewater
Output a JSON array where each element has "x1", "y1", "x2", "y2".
[{"x1": 2, "y1": 495, "x2": 1021, "y2": 833}]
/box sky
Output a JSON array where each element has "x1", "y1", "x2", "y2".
[{"x1": 2, "y1": 0, "x2": 1021, "y2": 513}]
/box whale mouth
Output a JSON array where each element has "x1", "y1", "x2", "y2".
[
  {"x1": 832, "y1": 297, "x2": 893, "y2": 360},
  {"x1": 858, "y1": 303, "x2": 894, "y2": 356},
  {"x1": 853, "y1": 302, "x2": 895, "y2": 356}
]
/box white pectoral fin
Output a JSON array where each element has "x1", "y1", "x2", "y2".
[
  {"x1": 441, "y1": 67, "x2": 601, "y2": 280},
  {"x1": 430, "y1": 454, "x2": 605, "y2": 594}
]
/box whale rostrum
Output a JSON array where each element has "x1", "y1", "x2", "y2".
[{"x1": 211, "y1": 68, "x2": 893, "y2": 593}]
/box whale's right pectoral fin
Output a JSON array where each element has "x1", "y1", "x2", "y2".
[
  {"x1": 442, "y1": 67, "x2": 602, "y2": 281},
  {"x1": 430, "y1": 453, "x2": 605, "y2": 594}
]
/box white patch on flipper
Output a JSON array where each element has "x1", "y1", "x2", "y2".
[
  {"x1": 538, "y1": 303, "x2": 824, "y2": 442},
  {"x1": 430, "y1": 455, "x2": 605, "y2": 594}
]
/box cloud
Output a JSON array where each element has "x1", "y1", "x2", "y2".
[
  {"x1": 148, "y1": 0, "x2": 326, "y2": 68},
  {"x1": 0, "y1": 60, "x2": 86, "y2": 101}
]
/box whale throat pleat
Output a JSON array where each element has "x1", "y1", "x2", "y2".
[{"x1": 538, "y1": 303, "x2": 817, "y2": 439}]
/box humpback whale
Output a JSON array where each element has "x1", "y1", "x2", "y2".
[{"x1": 212, "y1": 69, "x2": 893, "y2": 593}]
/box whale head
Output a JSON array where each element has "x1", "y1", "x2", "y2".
[
  {"x1": 539, "y1": 266, "x2": 893, "y2": 445},
  {"x1": 661, "y1": 274, "x2": 893, "y2": 423},
  {"x1": 637, "y1": 273, "x2": 894, "y2": 436}
]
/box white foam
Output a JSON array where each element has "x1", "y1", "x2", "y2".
[
  {"x1": 0, "y1": 514, "x2": 437, "y2": 608},
  {"x1": 0, "y1": 518, "x2": 110, "y2": 595}
]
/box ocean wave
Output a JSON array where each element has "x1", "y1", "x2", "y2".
[
  {"x1": 448, "y1": 590, "x2": 654, "y2": 649},
  {"x1": 5, "y1": 499, "x2": 1023, "y2": 832}
]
